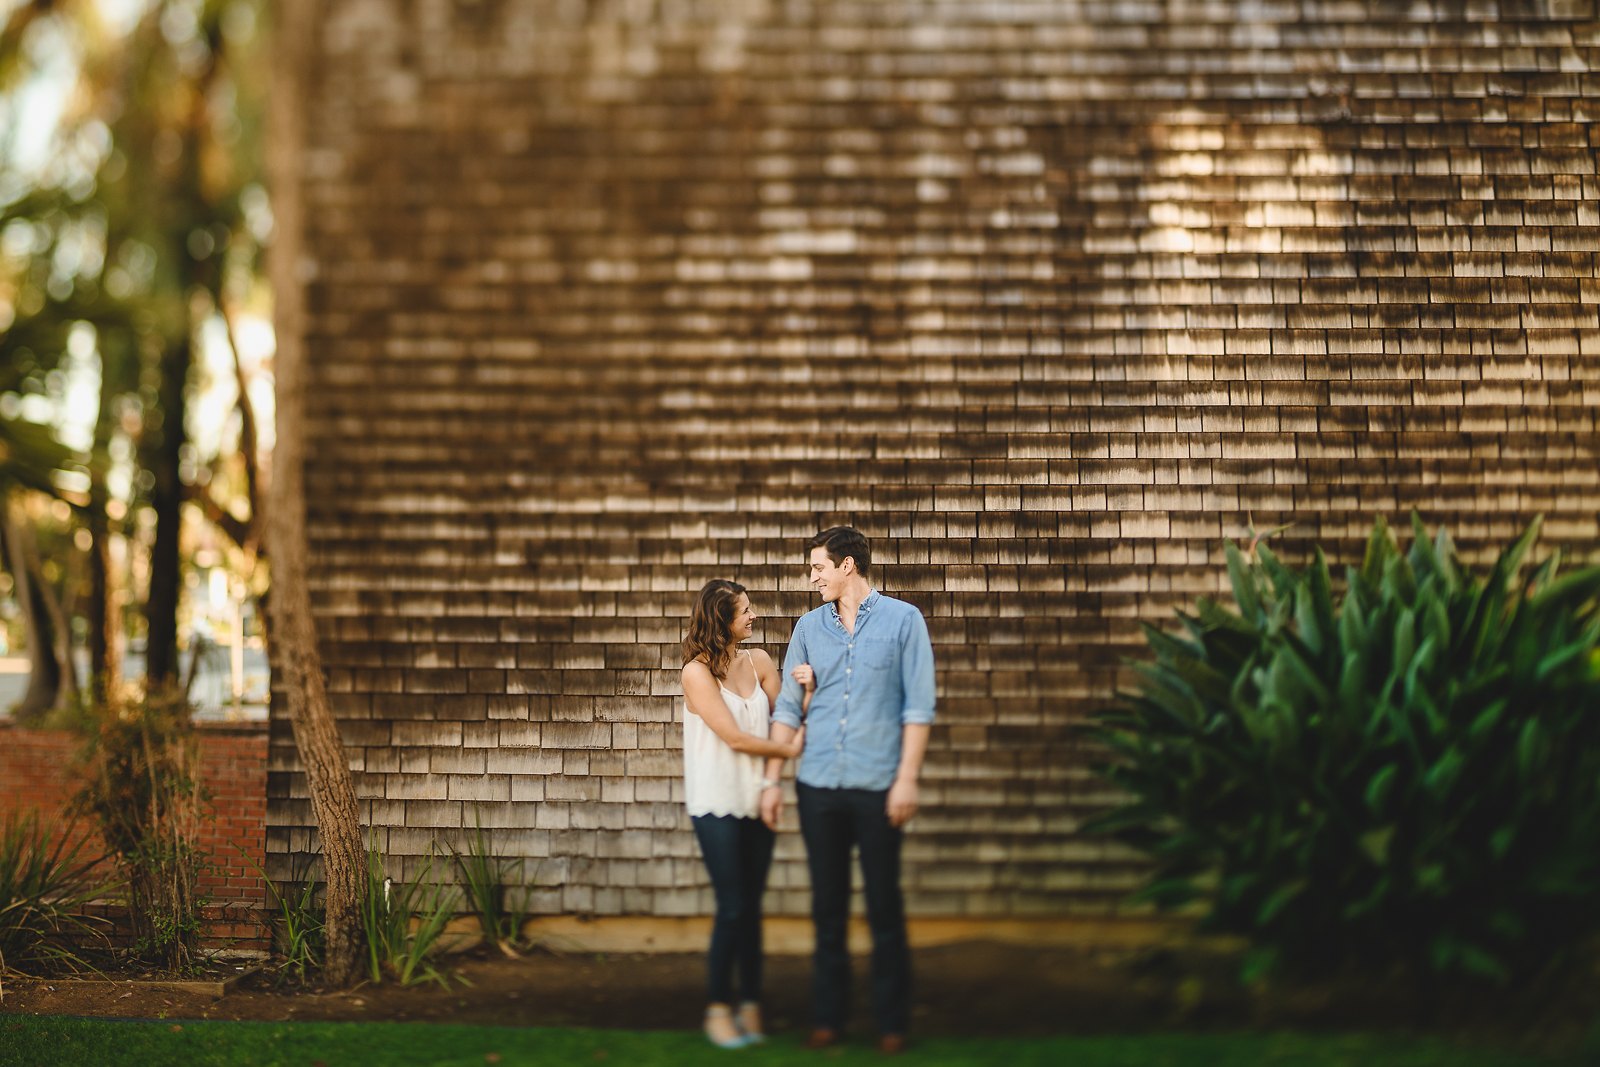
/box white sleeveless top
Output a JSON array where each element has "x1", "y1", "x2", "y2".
[{"x1": 683, "y1": 651, "x2": 770, "y2": 818}]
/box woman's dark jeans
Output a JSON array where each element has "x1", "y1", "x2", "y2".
[
  {"x1": 796, "y1": 782, "x2": 910, "y2": 1036},
  {"x1": 691, "y1": 814, "x2": 776, "y2": 1005}
]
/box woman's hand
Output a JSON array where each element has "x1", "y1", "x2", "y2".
[
  {"x1": 791, "y1": 663, "x2": 815, "y2": 691},
  {"x1": 792, "y1": 663, "x2": 815, "y2": 721},
  {"x1": 785, "y1": 726, "x2": 805, "y2": 758}
]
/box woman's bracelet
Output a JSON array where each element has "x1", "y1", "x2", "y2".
[{"x1": 759, "y1": 777, "x2": 780, "y2": 791}]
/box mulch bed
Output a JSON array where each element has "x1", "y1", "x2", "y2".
[
  {"x1": 1, "y1": 942, "x2": 1592, "y2": 1057},
  {"x1": 3, "y1": 944, "x2": 1134, "y2": 1035}
]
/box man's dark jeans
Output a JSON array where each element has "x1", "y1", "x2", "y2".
[
  {"x1": 796, "y1": 782, "x2": 910, "y2": 1035},
  {"x1": 691, "y1": 814, "x2": 776, "y2": 1005}
]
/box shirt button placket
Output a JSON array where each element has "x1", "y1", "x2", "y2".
[{"x1": 836, "y1": 639, "x2": 852, "y2": 780}]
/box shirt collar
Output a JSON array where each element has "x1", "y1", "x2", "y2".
[{"x1": 828, "y1": 588, "x2": 880, "y2": 630}]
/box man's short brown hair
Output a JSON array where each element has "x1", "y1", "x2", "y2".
[{"x1": 808, "y1": 526, "x2": 871, "y2": 577}]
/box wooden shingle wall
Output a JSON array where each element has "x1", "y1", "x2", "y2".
[{"x1": 271, "y1": 0, "x2": 1600, "y2": 919}]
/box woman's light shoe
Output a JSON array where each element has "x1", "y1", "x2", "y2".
[
  {"x1": 705, "y1": 1004, "x2": 751, "y2": 1049},
  {"x1": 736, "y1": 1002, "x2": 768, "y2": 1045}
]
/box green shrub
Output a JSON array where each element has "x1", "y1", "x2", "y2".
[
  {"x1": 0, "y1": 811, "x2": 114, "y2": 976},
  {"x1": 449, "y1": 820, "x2": 536, "y2": 958},
  {"x1": 1087, "y1": 515, "x2": 1600, "y2": 983},
  {"x1": 361, "y1": 837, "x2": 459, "y2": 988},
  {"x1": 252, "y1": 850, "x2": 324, "y2": 984},
  {"x1": 74, "y1": 690, "x2": 209, "y2": 972}
]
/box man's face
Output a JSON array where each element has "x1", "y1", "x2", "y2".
[{"x1": 809, "y1": 546, "x2": 848, "y2": 603}]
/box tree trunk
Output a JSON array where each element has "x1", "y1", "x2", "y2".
[
  {"x1": 86, "y1": 507, "x2": 115, "y2": 703},
  {"x1": 144, "y1": 336, "x2": 191, "y2": 689},
  {"x1": 40, "y1": 526, "x2": 78, "y2": 713},
  {"x1": 1, "y1": 501, "x2": 61, "y2": 723},
  {"x1": 220, "y1": 297, "x2": 264, "y2": 554},
  {"x1": 87, "y1": 380, "x2": 120, "y2": 705},
  {"x1": 266, "y1": 0, "x2": 366, "y2": 990}
]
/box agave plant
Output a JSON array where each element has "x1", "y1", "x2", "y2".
[
  {"x1": 1088, "y1": 514, "x2": 1600, "y2": 982},
  {"x1": 0, "y1": 811, "x2": 115, "y2": 981}
]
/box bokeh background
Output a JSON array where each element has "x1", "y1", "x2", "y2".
[{"x1": 3, "y1": 0, "x2": 1598, "y2": 941}]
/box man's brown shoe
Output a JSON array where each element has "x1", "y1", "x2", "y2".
[
  {"x1": 877, "y1": 1034, "x2": 908, "y2": 1055},
  {"x1": 805, "y1": 1028, "x2": 841, "y2": 1050}
]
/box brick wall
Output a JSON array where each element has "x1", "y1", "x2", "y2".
[
  {"x1": 271, "y1": 0, "x2": 1600, "y2": 918},
  {"x1": 0, "y1": 723, "x2": 269, "y2": 920},
  {"x1": 0, "y1": 727, "x2": 103, "y2": 857}
]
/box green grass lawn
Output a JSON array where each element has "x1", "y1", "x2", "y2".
[{"x1": 0, "y1": 1017, "x2": 1586, "y2": 1067}]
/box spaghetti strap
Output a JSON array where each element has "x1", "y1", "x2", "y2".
[{"x1": 717, "y1": 649, "x2": 761, "y2": 702}]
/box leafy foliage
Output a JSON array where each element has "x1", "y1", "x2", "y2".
[
  {"x1": 1087, "y1": 515, "x2": 1600, "y2": 982},
  {"x1": 449, "y1": 820, "x2": 538, "y2": 958},
  {"x1": 361, "y1": 838, "x2": 460, "y2": 988},
  {"x1": 247, "y1": 848, "x2": 323, "y2": 984},
  {"x1": 74, "y1": 691, "x2": 210, "y2": 972},
  {"x1": 1, "y1": 0, "x2": 271, "y2": 700},
  {"x1": 0, "y1": 810, "x2": 114, "y2": 978}
]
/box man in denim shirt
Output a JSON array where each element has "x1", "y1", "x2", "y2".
[{"x1": 761, "y1": 527, "x2": 936, "y2": 1054}]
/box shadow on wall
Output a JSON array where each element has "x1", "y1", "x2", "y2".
[{"x1": 278, "y1": 0, "x2": 1600, "y2": 918}]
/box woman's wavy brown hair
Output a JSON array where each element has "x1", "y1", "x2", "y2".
[{"x1": 682, "y1": 579, "x2": 747, "y2": 681}]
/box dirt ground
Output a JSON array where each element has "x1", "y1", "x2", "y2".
[
  {"x1": 1, "y1": 944, "x2": 1159, "y2": 1036},
  {"x1": 1, "y1": 942, "x2": 1594, "y2": 1055}
]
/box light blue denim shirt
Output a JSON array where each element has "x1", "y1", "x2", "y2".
[{"x1": 772, "y1": 589, "x2": 937, "y2": 790}]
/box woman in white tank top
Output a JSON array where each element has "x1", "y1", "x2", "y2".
[{"x1": 681, "y1": 579, "x2": 810, "y2": 1048}]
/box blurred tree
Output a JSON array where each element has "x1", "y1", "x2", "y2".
[
  {"x1": 6, "y1": 0, "x2": 365, "y2": 987},
  {"x1": 0, "y1": 409, "x2": 81, "y2": 722},
  {"x1": 0, "y1": 0, "x2": 268, "y2": 700},
  {"x1": 92, "y1": 0, "x2": 249, "y2": 687},
  {"x1": 0, "y1": 60, "x2": 98, "y2": 717}
]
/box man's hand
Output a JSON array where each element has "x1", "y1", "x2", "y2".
[
  {"x1": 886, "y1": 777, "x2": 918, "y2": 828},
  {"x1": 760, "y1": 786, "x2": 783, "y2": 830}
]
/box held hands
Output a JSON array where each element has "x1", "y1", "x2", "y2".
[{"x1": 786, "y1": 726, "x2": 806, "y2": 758}]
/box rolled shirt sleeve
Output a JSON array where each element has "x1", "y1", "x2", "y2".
[
  {"x1": 899, "y1": 610, "x2": 937, "y2": 726},
  {"x1": 772, "y1": 619, "x2": 809, "y2": 729}
]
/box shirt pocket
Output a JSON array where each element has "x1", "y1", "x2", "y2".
[{"x1": 861, "y1": 639, "x2": 898, "y2": 671}]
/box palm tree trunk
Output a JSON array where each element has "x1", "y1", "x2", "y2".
[
  {"x1": 87, "y1": 461, "x2": 119, "y2": 706},
  {"x1": 144, "y1": 337, "x2": 191, "y2": 689},
  {"x1": 41, "y1": 527, "x2": 78, "y2": 714}
]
